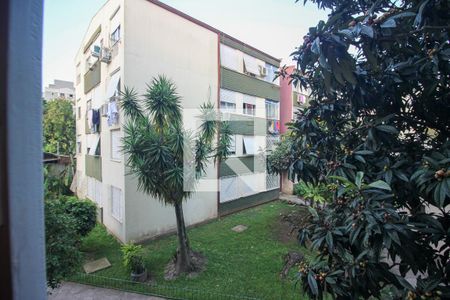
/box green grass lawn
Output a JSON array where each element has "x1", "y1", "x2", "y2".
[{"x1": 75, "y1": 201, "x2": 314, "y2": 300}]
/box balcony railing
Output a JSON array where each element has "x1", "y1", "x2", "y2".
[{"x1": 84, "y1": 61, "x2": 101, "y2": 94}]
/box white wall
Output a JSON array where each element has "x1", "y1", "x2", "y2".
[
  {"x1": 122, "y1": 0, "x2": 220, "y2": 242},
  {"x1": 74, "y1": 0, "x2": 126, "y2": 241}
]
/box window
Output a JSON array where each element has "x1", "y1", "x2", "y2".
[
  {"x1": 111, "y1": 186, "x2": 123, "y2": 222},
  {"x1": 243, "y1": 136, "x2": 255, "y2": 155},
  {"x1": 220, "y1": 44, "x2": 240, "y2": 71},
  {"x1": 60, "y1": 93, "x2": 65, "y2": 98},
  {"x1": 243, "y1": 95, "x2": 256, "y2": 116},
  {"x1": 110, "y1": 25, "x2": 120, "y2": 45},
  {"x1": 88, "y1": 136, "x2": 101, "y2": 156},
  {"x1": 76, "y1": 74, "x2": 81, "y2": 85},
  {"x1": 87, "y1": 177, "x2": 103, "y2": 206},
  {"x1": 111, "y1": 130, "x2": 121, "y2": 161},
  {"x1": 77, "y1": 136, "x2": 81, "y2": 154},
  {"x1": 228, "y1": 135, "x2": 236, "y2": 155},
  {"x1": 243, "y1": 103, "x2": 255, "y2": 116},
  {"x1": 220, "y1": 89, "x2": 237, "y2": 113},
  {"x1": 87, "y1": 99, "x2": 92, "y2": 110},
  {"x1": 77, "y1": 107, "x2": 81, "y2": 119},
  {"x1": 264, "y1": 64, "x2": 279, "y2": 85},
  {"x1": 243, "y1": 54, "x2": 259, "y2": 76},
  {"x1": 220, "y1": 101, "x2": 236, "y2": 113},
  {"x1": 265, "y1": 100, "x2": 279, "y2": 120},
  {"x1": 69, "y1": 94, "x2": 73, "y2": 98}
]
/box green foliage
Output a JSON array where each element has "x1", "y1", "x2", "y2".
[
  {"x1": 294, "y1": 181, "x2": 331, "y2": 205},
  {"x1": 45, "y1": 199, "x2": 81, "y2": 288},
  {"x1": 285, "y1": 0, "x2": 450, "y2": 298},
  {"x1": 43, "y1": 99, "x2": 75, "y2": 155},
  {"x1": 60, "y1": 196, "x2": 97, "y2": 236},
  {"x1": 119, "y1": 75, "x2": 231, "y2": 272},
  {"x1": 76, "y1": 202, "x2": 314, "y2": 299},
  {"x1": 120, "y1": 75, "x2": 230, "y2": 204},
  {"x1": 267, "y1": 135, "x2": 295, "y2": 174},
  {"x1": 121, "y1": 243, "x2": 146, "y2": 274},
  {"x1": 44, "y1": 164, "x2": 73, "y2": 199}
]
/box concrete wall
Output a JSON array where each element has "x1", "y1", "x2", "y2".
[
  {"x1": 122, "y1": 0, "x2": 220, "y2": 242},
  {"x1": 74, "y1": 0, "x2": 126, "y2": 241}
]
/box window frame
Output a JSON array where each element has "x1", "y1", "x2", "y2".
[
  {"x1": 110, "y1": 25, "x2": 121, "y2": 46},
  {"x1": 110, "y1": 129, "x2": 121, "y2": 161},
  {"x1": 111, "y1": 185, "x2": 123, "y2": 222}
]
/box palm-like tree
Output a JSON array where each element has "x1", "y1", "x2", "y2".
[{"x1": 120, "y1": 76, "x2": 231, "y2": 275}]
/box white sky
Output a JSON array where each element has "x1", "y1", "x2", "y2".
[{"x1": 42, "y1": 0, "x2": 328, "y2": 90}]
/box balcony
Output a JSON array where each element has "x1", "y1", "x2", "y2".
[
  {"x1": 85, "y1": 155, "x2": 102, "y2": 181},
  {"x1": 84, "y1": 61, "x2": 101, "y2": 94}
]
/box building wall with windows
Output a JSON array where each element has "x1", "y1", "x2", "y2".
[
  {"x1": 74, "y1": 0, "x2": 125, "y2": 240},
  {"x1": 218, "y1": 36, "x2": 282, "y2": 215},
  {"x1": 43, "y1": 80, "x2": 75, "y2": 101},
  {"x1": 122, "y1": 0, "x2": 220, "y2": 241},
  {"x1": 75, "y1": 0, "x2": 292, "y2": 242}
]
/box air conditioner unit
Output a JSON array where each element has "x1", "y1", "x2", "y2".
[
  {"x1": 100, "y1": 48, "x2": 111, "y2": 63},
  {"x1": 259, "y1": 65, "x2": 268, "y2": 76},
  {"x1": 91, "y1": 45, "x2": 101, "y2": 58}
]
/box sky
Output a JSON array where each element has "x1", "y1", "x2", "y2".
[{"x1": 42, "y1": 0, "x2": 328, "y2": 90}]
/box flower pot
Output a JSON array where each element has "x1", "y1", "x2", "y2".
[{"x1": 130, "y1": 269, "x2": 147, "y2": 282}]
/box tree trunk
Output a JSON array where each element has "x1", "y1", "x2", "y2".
[{"x1": 174, "y1": 201, "x2": 194, "y2": 273}]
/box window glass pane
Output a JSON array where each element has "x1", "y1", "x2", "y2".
[
  {"x1": 243, "y1": 136, "x2": 255, "y2": 155},
  {"x1": 220, "y1": 44, "x2": 239, "y2": 71},
  {"x1": 111, "y1": 186, "x2": 122, "y2": 222},
  {"x1": 111, "y1": 130, "x2": 121, "y2": 160}
]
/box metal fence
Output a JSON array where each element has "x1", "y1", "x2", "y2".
[{"x1": 71, "y1": 273, "x2": 261, "y2": 300}]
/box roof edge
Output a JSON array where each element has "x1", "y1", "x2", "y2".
[{"x1": 146, "y1": 0, "x2": 281, "y2": 63}]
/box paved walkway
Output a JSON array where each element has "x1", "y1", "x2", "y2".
[
  {"x1": 279, "y1": 193, "x2": 307, "y2": 205},
  {"x1": 48, "y1": 282, "x2": 164, "y2": 300}
]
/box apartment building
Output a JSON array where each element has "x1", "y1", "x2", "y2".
[
  {"x1": 43, "y1": 79, "x2": 75, "y2": 101},
  {"x1": 74, "y1": 0, "x2": 296, "y2": 242}
]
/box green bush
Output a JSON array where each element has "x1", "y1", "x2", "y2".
[
  {"x1": 61, "y1": 196, "x2": 97, "y2": 237},
  {"x1": 45, "y1": 199, "x2": 81, "y2": 288},
  {"x1": 294, "y1": 181, "x2": 332, "y2": 205},
  {"x1": 121, "y1": 243, "x2": 145, "y2": 274}
]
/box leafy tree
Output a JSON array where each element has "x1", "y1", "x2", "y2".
[
  {"x1": 43, "y1": 99, "x2": 75, "y2": 155},
  {"x1": 61, "y1": 196, "x2": 97, "y2": 236},
  {"x1": 282, "y1": 0, "x2": 449, "y2": 298},
  {"x1": 120, "y1": 76, "x2": 230, "y2": 275},
  {"x1": 45, "y1": 199, "x2": 81, "y2": 288}
]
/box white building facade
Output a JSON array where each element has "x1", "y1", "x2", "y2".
[
  {"x1": 43, "y1": 80, "x2": 75, "y2": 101},
  {"x1": 74, "y1": 0, "x2": 292, "y2": 242}
]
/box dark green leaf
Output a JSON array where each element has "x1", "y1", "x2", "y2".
[{"x1": 367, "y1": 180, "x2": 392, "y2": 191}]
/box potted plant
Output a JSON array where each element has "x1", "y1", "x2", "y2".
[{"x1": 121, "y1": 243, "x2": 147, "y2": 282}]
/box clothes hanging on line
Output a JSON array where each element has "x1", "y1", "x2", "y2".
[
  {"x1": 92, "y1": 109, "x2": 100, "y2": 133},
  {"x1": 107, "y1": 100, "x2": 119, "y2": 126}
]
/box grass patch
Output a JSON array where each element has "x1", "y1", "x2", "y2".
[{"x1": 75, "y1": 201, "x2": 313, "y2": 299}]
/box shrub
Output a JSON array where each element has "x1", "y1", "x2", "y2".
[
  {"x1": 61, "y1": 196, "x2": 97, "y2": 236},
  {"x1": 294, "y1": 181, "x2": 332, "y2": 205},
  {"x1": 121, "y1": 243, "x2": 145, "y2": 274},
  {"x1": 45, "y1": 199, "x2": 81, "y2": 288},
  {"x1": 267, "y1": 135, "x2": 294, "y2": 175}
]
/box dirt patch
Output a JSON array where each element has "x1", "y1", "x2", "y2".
[
  {"x1": 274, "y1": 205, "x2": 311, "y2": 244},
  {"x1": 164, "y1": 250, "x2": 207, "y2": 280}
]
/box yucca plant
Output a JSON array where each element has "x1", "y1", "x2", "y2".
[{"x1": 120, "y1": 75, "x2": 231, "y2": 277}]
